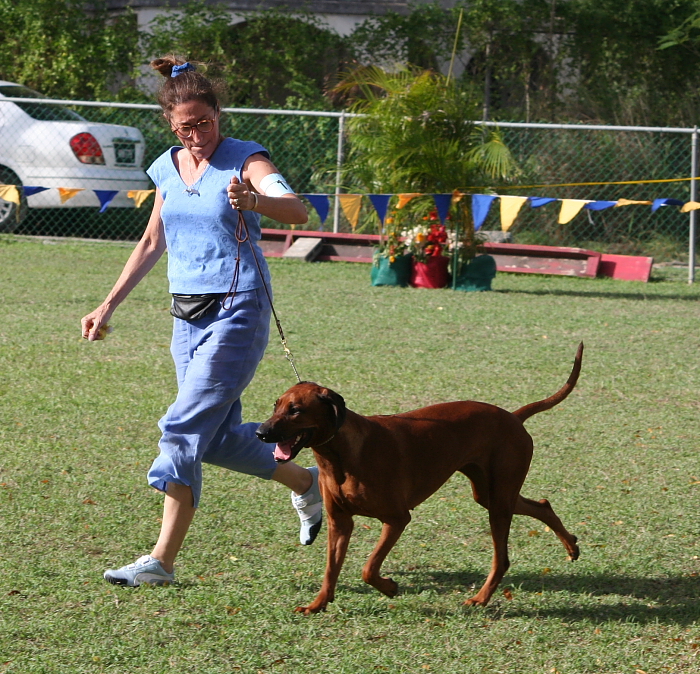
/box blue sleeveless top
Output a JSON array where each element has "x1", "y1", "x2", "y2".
[{"x1": 147, "y1": 137, "x2": 272, "y2": 294}]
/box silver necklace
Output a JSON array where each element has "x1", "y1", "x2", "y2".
[{"x1": 184, "y1": 153, "x2": 210, "y2": 196}]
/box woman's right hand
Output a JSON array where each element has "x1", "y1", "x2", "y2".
[{"x1": 81, "y1": 304, "x2": 113, "y2": 341}]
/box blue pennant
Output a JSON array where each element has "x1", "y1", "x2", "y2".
[
  {"x1": 472, "y1": 194, "x2": 497, "y2": 231},
  {"x1": 301, "y1": 194, "x2": 330, "y2": 230},
  {"x1": 368, "y1": 194, "x2": 392, "y2": 226},
  {"x1": 94, "y1": 190, "x2": 119, "y2": 213},
  {"x1": 529, "y1": 197, "x2": 557, "y2": 208},
  {"x1": 23, "y1": 186, "x2": 49, "y2": 197},
  {"x1": 432, "y1": 194, "x2": 452, "y2": 224},
  {"x1": 651, "y1": 198, "x2": 684, "y2": 213},
  {"x1": 585, "y1": 201, "x2": 618, "y2": 211}
]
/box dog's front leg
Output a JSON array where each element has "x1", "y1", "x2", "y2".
[
  {"x1": 362, "y1": 514, "x2": 411, "y2": 597},
  {"x1": 295, "y1": 508, "x2": 354, "y2": 615}
]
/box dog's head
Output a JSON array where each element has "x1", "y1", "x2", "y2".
[{"x1": 256, "y1": 381, "x2": 347, "y2": 463}]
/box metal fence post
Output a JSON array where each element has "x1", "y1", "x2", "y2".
[
  {"x1": 333, "y1": 112, "x2": 345, "y2": 234},
  {"x1": 689, "y1": 126, "x2": 698, "y2": 284}
]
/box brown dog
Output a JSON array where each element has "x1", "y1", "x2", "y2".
[{"x1": 257, "y1": 343, "x2": 583, "y2": 614}]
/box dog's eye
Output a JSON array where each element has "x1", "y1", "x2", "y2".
[{"x1": 288, "y1": 405, "x2": 301, "y2": 416}]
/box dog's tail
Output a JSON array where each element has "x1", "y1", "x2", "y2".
[{"x1": 512, "y1": 342, "x2": 583, "y2": 423}]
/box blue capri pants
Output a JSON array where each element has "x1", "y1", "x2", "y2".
[{"x1": 148, "y1": 286, "x2": 278, "y2": 507}]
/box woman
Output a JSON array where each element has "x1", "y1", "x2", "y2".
[{"x1": 81, "y1": 57, "x2": 323, "y2": 587}]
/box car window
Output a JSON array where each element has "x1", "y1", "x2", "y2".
[{"x1": 0, "y1": 85, "x2": 85, "y2": 122}]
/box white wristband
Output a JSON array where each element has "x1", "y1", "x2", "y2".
[{"x1": 259, "y1": 172, "x2": 294, "y2": 197}]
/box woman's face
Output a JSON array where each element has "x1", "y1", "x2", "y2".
[{"x1": 168, "y1": 99, "x2": 221, "y2": 160}]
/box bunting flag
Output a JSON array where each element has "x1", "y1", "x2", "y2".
[
  {"x1": 58, "y1": 187, "x2": 84, "y2": 204},
  {"x1": 529, "y1": 197, "x2": 557, "y2": 208},
  {"x1": 499, "y1": 195, "x2": 528, "y2": 232},
  {"x1": 338, "y1": 194, "x2": 362, "y2": 231},
  {"x1": 302, "y1": 194, "x2": 330, "y2": 228},
  {"x1": 585, "y1": 200, "x2": 618, "y2": 211},
  {"x1": 368, "y1": 194, "x2": 392, "y2": 226},
  {"x1": 651, "y1": 198, "x2": 684, "y2": 213},
  {"x1": 472, "y1": 194, "x2": 497, "y2": 231},
  {"x1": 432, "y1": 194, "x2": 452, "y2": 224},
  {"x1": 127, "y1": 189, "x2": 155, "y2": 209},
  {"x1": 94, "y1": 190, "x2": 119, "y2": 213},
  {"x1": 0, "y1": 185, "x2": 20, "y2": 206},
  {"x1": 4, "y1": 184, "x2": 698, "y2": 229},
  {"x1": 616, "y1": 198, "x2": 652, "y2": 207},
  {"x1": 396, "y1": 193, "x2": 422, "y2": 209},
  {"x1": 558, "y1": 199, "x2": 591, "y2": 224},
  {"x1": 23, "y1": 186, "x2": 49, "y2": 198}
]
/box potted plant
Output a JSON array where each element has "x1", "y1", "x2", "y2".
[
  {"x1": 402, "y1": 209, "x2": 450, "y2": 288},
  {"x1": 371, "y1": 221, "x2": 411, "y2": 286}
]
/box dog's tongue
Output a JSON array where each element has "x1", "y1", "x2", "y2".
[{"x1": 273, "y1": 440, "x2": 294, "y2": 462}]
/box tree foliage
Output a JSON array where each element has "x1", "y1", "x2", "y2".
[
  {"x1": 3, "y1": 0, "x2": 700, "y2": 126},
  {"x1": 336, "y1": 66, "x2": 516, "y2": 194},
  {"x1": 144, "y1": 2, "x2": 347, "y2": 108},
  {"x1": 0, "y1": 0, "x2": 140, "y2": 100}
]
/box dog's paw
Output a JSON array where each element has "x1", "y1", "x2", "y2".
[
  {"x1": 463, "y1": 596, "x2": 489, "y2": 608},
  {"x1": 380, "y1": 578, "x2": 398, "y2": 598},
  {"x1": 367, "y1": 576, "x2": 398, "y2": 597},
  {"x1": 567, "y1": 535, "x2": 580, "y2": 561},
  {"x1": 294, "y1": 603, "x2": 327, "y2": 615}
]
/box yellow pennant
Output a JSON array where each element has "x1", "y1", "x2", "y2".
[
  {"x1": 558, "y1": 199, "x2": 591, "y2": 224},
  {"x1": 396, "y1": 193, "x2": 422, "y2": 209},
  {"x1": 0, "y1": 185, "x2": 20, "y2": 221},
  {"x1": 58, "y1": 187, "x2": 84, "y2": 204},
  {"x1": 681, "y1": 201, "x2": 700, "y2": 212},
  {"x1": 615, "y1": 198, "x2": 652, "y2": 207},
  {"x1": 127, "y1": 189, "x2": 155, "y2": 208},
  {"x1": 338, "y1": 194, "x2": 362, "y2": 231},
  {"x1": 0, "y1": 185, "x2": 20, "y2": 206},
  {"x1": 499, "y1": 195, "x2": 528, "y2": 232}
]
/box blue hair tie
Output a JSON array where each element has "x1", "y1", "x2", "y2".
[{"x1": 171, "y1": 62, "x2": 196, "y2": 77}]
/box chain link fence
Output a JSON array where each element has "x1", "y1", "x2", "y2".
[
  {"x1": 1, "y1": 92, "x2": 696, "y2": 263},
  {"x1": 493, "y1": 122, "x2": 695, "y2": 262}
]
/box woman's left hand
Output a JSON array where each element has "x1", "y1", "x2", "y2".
[{"x1": 227, "y1": 176, "x2": 257, "y2": 211}]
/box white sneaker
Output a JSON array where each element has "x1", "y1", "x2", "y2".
[
  {"x1": 291, "y1": 466, "x2": 323, "y2": 545},
  {"x1": 103, "y1": 555, "x2": 175, "y2": 587}
]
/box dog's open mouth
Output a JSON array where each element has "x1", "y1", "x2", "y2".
[{"x1": 273, "y1": 430, "x2": 312, "y2": 462}]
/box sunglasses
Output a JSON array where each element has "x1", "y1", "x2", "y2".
[{"x1": 171, "y1": 118, "x2": 216, "y2": 138}]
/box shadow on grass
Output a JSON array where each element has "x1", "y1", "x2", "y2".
[
  {"x1": 492, "y1": 288, "x2": 699, "y2": 302},
  {"x1": 328, "y1": 569, "x2": 699, "y2": 625}
]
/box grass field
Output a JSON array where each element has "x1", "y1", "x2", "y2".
[{"x1": 0, "y1": 236, "x2": 698, "y2": 674}]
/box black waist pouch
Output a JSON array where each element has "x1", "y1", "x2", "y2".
[{"x1": 170, "y1": 293, "x2": 222, "y2": 321}]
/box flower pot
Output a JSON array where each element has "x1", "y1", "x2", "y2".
[
  {"x1": 371, "y1": 253, "x2": 412, "y2": 287},
  {"x1": 453, "y1": 254, "x2": 497, "y2": 292},
  {"x1": 410, "y1": 255, "x2": 450, "y2": 289}
]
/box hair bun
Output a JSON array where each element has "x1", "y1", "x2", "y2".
[{"x1": 150, "y1": 56, "x2": 186, "y2": 78}]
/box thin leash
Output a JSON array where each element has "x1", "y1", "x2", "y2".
[{"x1": 222, "y1": 208, "x2": 302, "y2": 384}]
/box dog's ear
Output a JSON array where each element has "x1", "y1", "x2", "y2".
[{"x1": 318, "y1": 388, "x2": 346, "y2": 430}]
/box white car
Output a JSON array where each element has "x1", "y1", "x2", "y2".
[{"x1": 0, "y1": 81, "x2": 150, "y2": 229}]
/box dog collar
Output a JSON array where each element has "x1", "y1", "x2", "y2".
[{"x1": 313, "y1": 432, "x2": 336, "y2": 447}]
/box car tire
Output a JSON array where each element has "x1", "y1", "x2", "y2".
[{"x1": 0, "y1": 167, "x2": 27, "y2": 232}]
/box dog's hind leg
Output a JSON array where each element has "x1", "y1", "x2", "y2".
[
  {"x1": 464, "y1": 505, "x2": 514, "y2": 607},
  {"x1": 514, "y1": 495, "x2": 580, "y2": 561},
  {"x1": 361, "y1": 513, "x2": 411, "y2": 598}
]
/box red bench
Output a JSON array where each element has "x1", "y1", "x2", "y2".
[{"x1": 259, "y1": 229, "x2": 653, "y2": 281}]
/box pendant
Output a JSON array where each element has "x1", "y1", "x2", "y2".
[{"x1": 184, "y1": 187, "x2": 199, "y2": 196}]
